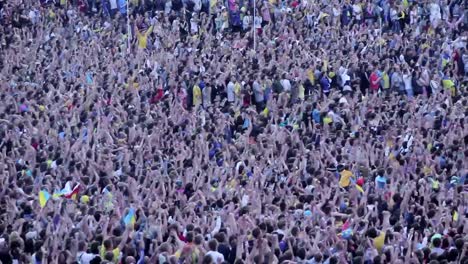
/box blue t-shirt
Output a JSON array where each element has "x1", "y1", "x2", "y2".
[{"x1": 312, "y1": 109, "x2": 321, "y2": 123}]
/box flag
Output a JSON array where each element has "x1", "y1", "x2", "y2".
[
  {"x1": 340, "y1": 228, "x2": 353, "y2": 239},
  {"x1": 356, "y1": 185, "x2": 364, "y2": 193},
  {"x1": 64, "y1": 184, "x2": 80, "y2": 200},
  {"x1": 39, "y1": 190, "x2": 51, "y2": 208},
  {"x1": 342, "y1": 220, "x2": 350, "y2": 231},
  {"x1": 102, "y1": 188, "x2": 114, "y2": 212},
  {"x1": 124, "y1": 208, "x2": 136, "y2": 226},
  {"x1": 351, "y1": 178, "x2": 364, "y2": 193},
  {"x1": 119, "y1": 0, "x2": 127, "y2": 14},
  {"x1": 262, "y1": 107, "x2": 269, "y2": 117},
  {"x1": 453, "y1": 211, "x2": 459, "y2": 221},
  {"x1": 53, "y1": 182, "x2": 72, "y2": 198}
]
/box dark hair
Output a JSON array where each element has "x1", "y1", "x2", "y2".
[
  {"x1": 329, "y1": 256, "x2": 338, "y2": 264},
  {"x1": 366, "y1": 227, "x2": 379, "y2": 238},
  {"x1": 90, "y1": 256, "x2": 102, "y2": 264},
  {"x1": 202, "y1": 255, "x2": 213, "y2": 264},
  {"x1": 78, "y1": 241, "x2": 87, "y2": 251},
  {"x1": 103, "y1": 239, "x2": 113, "y2": 250},
  {"x1": 104, "y1": 251, "x2": 114, "y2": 261},
  {"x1": 432, "y1": 237, "x2": 442, "y2": 248},
  {"x1": 90, "y1": 242, "x2": 100, "y2": 254},
  {"x1": 296, "y1": 248, "x2": 306, "y2": 260},
  {"x1": 208, "y1": 239, "x2": 218, "y2": 251},
  {"x1": 447, "y1": 248, "x2": 459, "y2": 262},
  {"x1": 194, "y1": 235, "x2": 204, "y2": 245},
  {"x1": 186, "y1": 232, "x2": 194, "y2": 243}
]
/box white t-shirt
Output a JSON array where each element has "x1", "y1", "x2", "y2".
[
  {"x1": 193, "y1": 0, "x2": 202, "y2": 11},
  {"x1": 403, "y1": 74, "x2": 412, "y2": 91},
  {"x1": 430, "y1": 3, "x2": 441, "y2": 20},
  {"x1": 28, "y1": 10, "x2": 36, "y2": 22},
  {"x1": 431, "y1": 247, "x2": 444, "y2": 256},
  {"x1": 280, "y1": 79, "x2": 291, "y2": 92},
  {"x1": 76, "y1": 251, "x2": 96, "y2": 264},
  {"x1": 205, "y1": 251, "x2": 225, "y2": 263},
  {"x1": 110, "y1": 0, "x2": 118, "y2": 9},
  {"x1": 227, "y1": 81, "x2": 235, "y2": 102},
  {"x1": 190, "y1": 18, "x2": 199, "y2": 34},
  {"x1": 254, "y1": 16, "x2": 262, "y2": 29},
  {"x1": 242, "y1": 16, "x2": 251, "y2": 30},
  {"x1": 353, "y1": 4, "x2": 362, "y2": 20}
]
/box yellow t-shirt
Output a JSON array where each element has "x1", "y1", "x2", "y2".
[
  {"x1": 234, "y1": 82, "x2": 241, "y2": 96},
  {"x1": 373, "y1": 232, "x2": 386, "y2": 252},
  {"x1": 307, "y1": 69, "x2": 315, "y2": 85},
  {"x1": 193, "y1": 85, "x2": 202, "y2": 106},
  {"x1": 442, "y1": 79, "x2": 456, "y2": 96},
  {"x1": 137, "y1": 25, "x2": 153, "y2": 49},
  {"x1": 298, "y1": 85, "x2": 305, "y2": 100},
  {"x1": 382, "y1": 72, "x2": 390, "y2": 89},
  {"x1": 442, "y1": 79, "x2": 454, "y2": 89},
  {"x1": 100, "y1": 247, "x2": 120, "y2": 263},
  {"x1": 402, "y1": 0, "x2": 409, "y2": 9},
  {"x1": 210, "y1": 0, "x2": 217, "y2": 11},
  {"x1": 339, "y1": 170, "x2": 353, "y2": 188}
]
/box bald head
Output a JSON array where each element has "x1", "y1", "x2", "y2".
[{"x1": 125, "y1": 256, "x2": 136, "y2": 264}]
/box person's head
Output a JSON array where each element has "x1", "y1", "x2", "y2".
[
  {"x1": 454, "y1": 238, "x2": 464, "y2": 251},
  {"x1": 125, "y1": 256, "x2": 136, "y2": 264},
  {"x1": 194, "y1": 235, "x2": 204, "y2": 246},
  {"x1": 90, "y1": 256, "x2": 102, "y2": 264},
  {"x1": 373, "y1": 255, "x2": 381, "y2": 264},
  {"x1": 78, "y1": 241, "x2": 87, "y2": 252},
  {"x1": 366, "y1": 227, "x2": 379, "y2": 238},
  {"x1": 252, "y1": 228, "x2": 261, "y2": 239},
  {"x1": 432, "y1": 237, "x2": 442, "y2": 248},
  {"x1": 208, "y1": 239, "x2": 218, "y2": 251},
  {"x1": 202, "y1": 255, "x2": 213, "y2": 264},
  {"x1": 186, "y1": 231, "x2": 194, "y2": 243},
  {"x1": 103, "y1": 239, "x2": 113, "y2": 250},
  {"x1": 214, "y1": 232, "x2": 226, "y2": 243},
  {"x1": 447, "y1": 248, "x2": 459, "y2": 262},
  {"x1": 329, "y1": 256, "x2": 339, "y2": 264},
  {"x1": 90, "y1": 242, "x2": 100, "y2": 254},
  {"x1": 104, "y1": 251, "x2": 114, "y2": 261},
  {"x1": 353, "y1": 256, "x2": 363, "y2": 264},
  {"x1": 296, "y1": 247, "x2": 306, "y2": 260}
]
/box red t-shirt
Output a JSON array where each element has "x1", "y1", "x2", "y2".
[{"x1": 369, "y1": 72, "x2": 380, "y2": 91}]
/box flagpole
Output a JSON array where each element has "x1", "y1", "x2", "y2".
[
  {"x1": 127, "y1": 0, "x2": 131, "y2": 54},
  {"x1": 379, "y1": 16, "x2": 382, "y2": 55},
  {"x1": 253, "y1": 0, "x2": 256, "y2": 51}
]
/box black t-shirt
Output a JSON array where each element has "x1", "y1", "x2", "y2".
[
  {"x1": 359, "y1": 70, "x2": 369, "y2": 90},
  {"x1": 0, "y1": 250, "x2": 12, "y2": 264},
  {"x1": 172, "y1": 0, "x2": 183, "y2": 11},
  {"x1": 218, "y1": 243, "x2": 231, "y2": 262}
]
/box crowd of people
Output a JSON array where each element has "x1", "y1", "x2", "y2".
[{"x1": 0, "y1": 0, "x2": 467, "y2": 263}]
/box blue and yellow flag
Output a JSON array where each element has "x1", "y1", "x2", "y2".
[
  {"x1": 124, "y1": 208, "x2": 136, "y2": 226},
  {"x1": 39, "y1": 190, "x2": 51, "y2": 208}
]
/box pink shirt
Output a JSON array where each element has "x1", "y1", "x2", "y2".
[{"x1": 262, "y1": 6, "x2": 271, "y2": 22}]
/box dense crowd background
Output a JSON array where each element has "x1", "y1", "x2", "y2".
[{"x1": 0, "y1": 0, "x2": 467, "y2": 263}]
